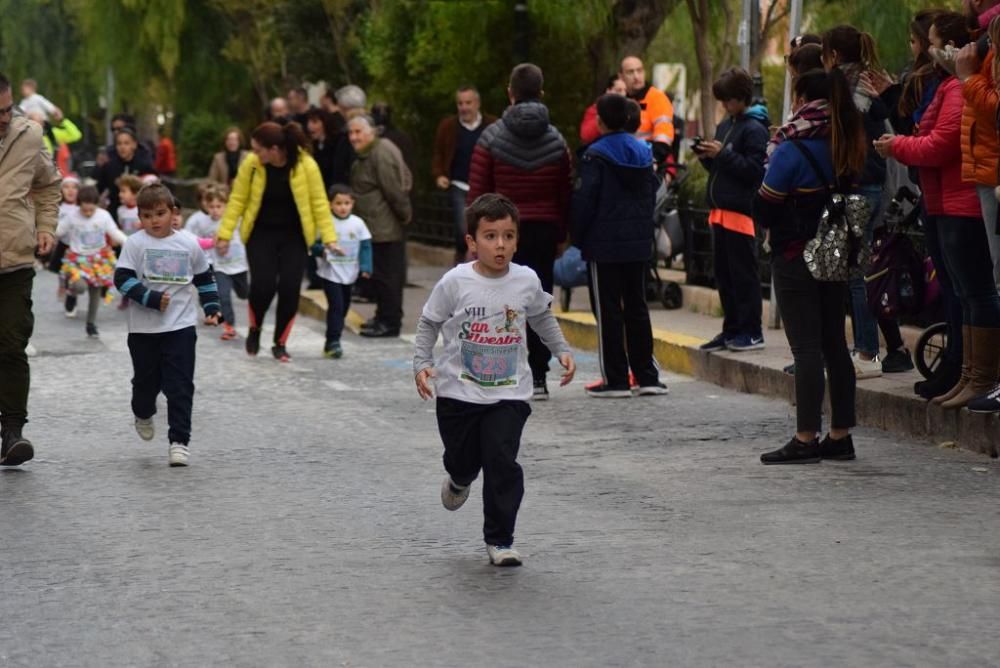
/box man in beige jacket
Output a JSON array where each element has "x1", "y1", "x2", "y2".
[{"x1": 0, "y1": 72, "x2": 61, "y2": 466}]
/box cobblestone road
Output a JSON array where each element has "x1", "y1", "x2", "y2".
[{"x1": 2, "y1": 271, "x2": 999, "y2": 667}]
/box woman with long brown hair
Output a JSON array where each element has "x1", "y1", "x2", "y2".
[
  {"x1": 216, "y1": 121, "x2": 337, "y2": 361},
  {"x1": 753, "y1": 68, "x2": 865, "y2": 465}
]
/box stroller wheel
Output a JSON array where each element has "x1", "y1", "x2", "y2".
[{"x1": 661, "y1": 282, "x2": 683, "y2": 310}]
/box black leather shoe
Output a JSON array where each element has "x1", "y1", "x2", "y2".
[
  {"x1": 359, "y1": 322, "x2": 400, "y2": 338},
  {"x1": 760, "y1": 437, "x2": 821, "y2": 465},
  {"x1": 819, "y1": 434, "x2": 856, "y2": 460},
  {"x1": 1, "y1": 428, "x2": 34, "y2": 466}
]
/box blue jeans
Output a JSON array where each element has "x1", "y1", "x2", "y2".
[
  {"x1": 215, "y1": 271, "x2": 248, "y2": 327},
  {"x1": 848, "y1": 186, "x2": 881, "y2": 356},
  {"x1": 936, "y1": 215, "x2": 1000, "y2": 328}
]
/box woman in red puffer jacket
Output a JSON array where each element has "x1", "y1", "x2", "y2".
[{"x1": 876, "y1": 11, "x2": 1000, "y2": 410}]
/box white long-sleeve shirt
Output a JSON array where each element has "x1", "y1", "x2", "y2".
[{"x1": 55, "y1": 207, "x2": 126, "y2": 255}]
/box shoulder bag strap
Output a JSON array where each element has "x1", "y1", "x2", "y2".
[{"x1": 789, "y1": 139, "x2": 835, "y2": 196}]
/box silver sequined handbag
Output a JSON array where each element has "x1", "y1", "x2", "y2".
[
  {"x1": 803, "y1": 194, "x2": 872, "y2": 282},
  {"x1": 792, "y1": 140, "x2": 872, "y2": 282}
]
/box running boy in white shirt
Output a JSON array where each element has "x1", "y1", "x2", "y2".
[
  {"x1": 314, "y1": 184, "x2": 372, "y2": 358},
  {"x1": 413, "y1": 193, "x2": 576, "y2": 567},
  {"x1": 113, "y1": 183, "x2": 221, "y2": 467}
]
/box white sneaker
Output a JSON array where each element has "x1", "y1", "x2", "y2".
[
  {"x1": 65, "y1": 308, "x2": 77, "y2": 319},
  {"x1": 440, "y1": 476, "x2": 470, "y2": 511},
  {"x1": 487, "y1": 544, "x2": 522, "y2": 567},
  {"x1": 852, "y1": 352, "x2": 883, "y2": 379},
  {"x1": 168, "y1": 443, "x2": 189, "y2": 467},
  {"x1": 134, "y1": 417, "x2": 155, "y2": 441}
]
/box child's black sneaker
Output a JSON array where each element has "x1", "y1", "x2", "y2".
[
  {"x1": 760, "y1": 437, "x2": 821, "y2": 465},
  {"x1": 818, "y1": 433, "x2": 856, "y2": 460},
  {"x1": 636, "y1": 382, "x2": 670, "y2": 396},
  {"x1": 881, "y1": 348, "x2": 914, "y2": 373},
  {"x1": 245, "y1": 327, "x2": 261, "y2": 356},
  {"x1": 85, "y1": 323, "x2": 99, "y2": 338},
  {"x1": 532, "y1": 378, "x2": 549, "y2": 401},
  {"x1": 700, "y1": 332, "x2": 727, "y2": 352},
  {"x1": 64, "y1": 294, "x2": 78, "y2": 318},
  {"x1": 272, "y1": 345, "x2": 291, "y2": 362},
  {"x1": 323, "y1": 342, "x2": 343, "y2": 359},
  {"x1": 586, "y1": 383, "x2": 632, "y2": 398}
]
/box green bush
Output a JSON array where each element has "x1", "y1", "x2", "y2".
[
  {"x1": 677, "y1": 155, "x2": 709, "y2": 209},
  {"x1": 176, "y1": 111, "x2": 237, "y2": 179}
]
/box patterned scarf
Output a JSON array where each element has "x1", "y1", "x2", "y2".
[{"x1": 767, "y1": 99, "x2": 831, "y2": 158}]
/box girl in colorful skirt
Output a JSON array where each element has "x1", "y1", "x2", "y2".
[{"x1": 56, "y1": 185, "x2": 127, "y2": 338}]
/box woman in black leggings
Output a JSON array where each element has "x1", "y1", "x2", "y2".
[
  {"x1": 217, "y1": 121, "x2": 336, "y2": 361},
  {"x1": 753, "y1": 69, "x2": 864, "y2": 465}
]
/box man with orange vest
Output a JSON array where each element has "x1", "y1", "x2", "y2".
[{"x1": 619, "y1": 56, "x2": 675, "y2": 164}]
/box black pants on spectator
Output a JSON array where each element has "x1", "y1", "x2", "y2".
[
  {"x1": 712, "y1": 224, "x2": 762, "y2": 339},
  {"x1": 436, "y1": 397, "x2": 531, "y2": 546},
  {"x1": 372, "y1": 240, "x2": 406, "y2": 330},
  {"x1": 246, "y1": 226, "x2": 308, "y2": 345},
  {"x1": 0, "y1": 269, "x2": 34, "y2": 431},
  {"x1": 773, "y1": 254, "x2": 856, "y2": 433},
  {"x1": 128, "y1": 326, "x2": 197, "y2": 445},
  {"x1": 512, "y1": 222, "x2": 558, "y2": 382},
  {"x1": 589, "y1": 261, "x2": 659, "y2": 389}
]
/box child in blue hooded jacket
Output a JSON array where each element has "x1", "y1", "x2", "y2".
[{"x1": 571, "y1": 94, "x2": 668, "y2": 398}]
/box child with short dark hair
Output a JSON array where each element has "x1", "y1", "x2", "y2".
[
  {"x1": 113, "y1": 183, "x2": 221, "y2": 467},
  {"x1": 314, "y1": 184, "x2": 372, "y2": 358},
  {"x1": 116, "y1": 174, "x2": 143, "y2": 235},
  {"x1": 55, "y1": 185, "x2": 127, "y2": 337},
  {"x1": 695, "y1": 66, "x2": 769, "y2": 353},
  {"x1": 414, "y1": 193, "x2": 576, "y2": 567},
  {"x1": 186, "y1": 186, "x2": 248, "y2": 341},
  {"x1": 572, "y1": 93, "x2": 668, "y2": 398}
]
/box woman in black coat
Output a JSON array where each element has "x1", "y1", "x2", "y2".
[{"x1": 96, "y1": 127, "x2": 156, "y2": 224}]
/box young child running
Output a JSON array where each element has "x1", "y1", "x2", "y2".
[
  {"x1": 185, "y1": 186, "x2": 248, "y2": 340},
  {"x1": 54, "y1": 175, "x2": 79, "y2": 309},
  {"x1": 413, "y1": 193, "x2": 576, "y2": 567},
  {"x1": 116, "y1": 174, "x2": 143, "y2": 235},
  {"x1": 314, "y1": 184, "x2": 372, "y2": 358},
  {"x1": 56, "y1": 185, "x2": 126, "y2": 337},
  {"x1": 113, "y1": 183, "x2": 221, "y2": 467}
]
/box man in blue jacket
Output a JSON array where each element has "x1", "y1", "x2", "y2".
[{"x1": 571, "y1": 94, "x2": 668, "y2": 398}]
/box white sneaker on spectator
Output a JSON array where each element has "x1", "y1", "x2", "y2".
[{"x1": 852, "y1": 352, "x2": 883, "y2": 379}]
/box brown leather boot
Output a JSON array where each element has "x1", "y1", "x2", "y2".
[
  {"x1": 932, "y1": 325, "x2": 971, "y2": 404},
  {"x1": 942, "y1": 327, "x2": 1000, "y2": 408}
]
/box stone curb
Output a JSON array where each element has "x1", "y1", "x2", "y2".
[{"x1": 555, "y1": 311, "x2": 999, "y2": 458}]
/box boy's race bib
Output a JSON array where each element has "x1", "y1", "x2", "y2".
[
  {"x1": 215, "y1": 243, "x2": 244, "y2": 269},
  {"x1": 458, "y1": 305, "x2": 523, "y2": 388},
  {"x1": 325, "y1": 239, "x2": 360, "y2": 266},
  {"x1": 143, "y1": 249, "x2": 192, "y2": 284}
]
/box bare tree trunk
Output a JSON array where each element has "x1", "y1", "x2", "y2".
[
  {"x1": 687, "y1": 0, "x2": 717, "y2": 138},
  {"x1": 587, "y1": 0, "x2": 681, "y2": 97}
]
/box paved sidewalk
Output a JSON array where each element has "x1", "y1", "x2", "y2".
[
  {"x1": 6, "y1": 268, "x2": 1000, "y2": 667},
  {"x1": 300, "y1": 253, "x2": 999, "y2": 457}
]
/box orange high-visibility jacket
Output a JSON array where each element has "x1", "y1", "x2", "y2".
[{"x1": 635, "y1": 85, "x2": 675, "y2": 147}]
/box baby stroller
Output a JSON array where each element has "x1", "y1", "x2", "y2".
[{"x1": 648, "y1": 164, "x2": 686, "y2": 309}]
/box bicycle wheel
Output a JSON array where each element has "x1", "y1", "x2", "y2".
[{"x1": 914, "y1": 322, "x2": 948, "y2": 379}]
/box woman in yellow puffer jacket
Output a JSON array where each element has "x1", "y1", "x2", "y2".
[{"x1": 217, "y1": 121, "x2": 337, "y2": 361}]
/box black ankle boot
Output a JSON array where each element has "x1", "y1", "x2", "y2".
[
  {"x1": 0, "y1": 426, "x2": 34, "y2": 466},
  {"x1": 915, "y1": 359, "x2": 961, "y2": 400},
  {"x1": 760, "y1": 437, "x2": 821, "y2": 465}
]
